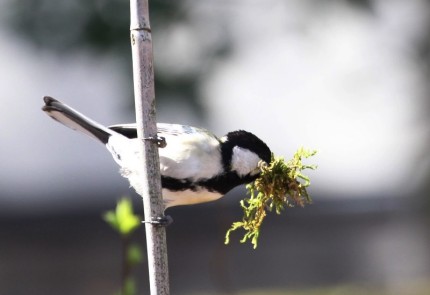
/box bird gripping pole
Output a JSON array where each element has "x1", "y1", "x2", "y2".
[{"x1": 129, "y1": 0, "x2": 170, "y2": 294}]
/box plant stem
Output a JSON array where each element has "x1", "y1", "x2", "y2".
[
  {"x1": 121, "y1": 236, "x2": 131, "y2": 295},
  {"x1": 129, "y1": 0, "x2": 170, "y2": 294}
]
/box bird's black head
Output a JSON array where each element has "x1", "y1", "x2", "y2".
[{"x1": 221, "y1": 130, "x2": 272, "y2": 177}]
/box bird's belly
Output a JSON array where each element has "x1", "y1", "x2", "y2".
[{"x1": 162, "y1": 188, "x2": 223, "y2": 208}]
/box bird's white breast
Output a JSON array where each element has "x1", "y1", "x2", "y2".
[{"x1": 162, "y1": 188, "x2": 223, "y2": 208}]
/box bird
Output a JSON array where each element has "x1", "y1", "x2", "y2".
[{"x1": 42, "y1": 96, "x2": 272, "y2": 213}]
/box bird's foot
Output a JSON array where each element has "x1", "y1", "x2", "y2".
[
  {"x1": 143, "y1": 215, "x2": 173, "y2": 227},
  {"x1": 144, "y1": 136, "x2": 167, "y2": 148}
]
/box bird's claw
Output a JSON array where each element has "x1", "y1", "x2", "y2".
[
  {"x1": 143, "y1": 215, "x2": 173, "y2": 227},
  {"x1": 144, "y1": 136, "x2": 167, "y2": 148}
]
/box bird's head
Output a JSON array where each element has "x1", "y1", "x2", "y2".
[{"x1": 221, "y1": 130, "x2": 272, "y2": 178}]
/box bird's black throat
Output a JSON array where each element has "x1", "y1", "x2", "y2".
[{"x1": 161, "y1": 172, "x2": 258, "y2": 195}]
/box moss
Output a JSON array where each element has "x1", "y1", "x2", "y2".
[{"x1": 225, "y1": 148, "x2": 317, "y2": 248}]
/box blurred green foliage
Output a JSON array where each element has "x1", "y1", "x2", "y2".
[
  {"x1": 6, "y1": 0, "x2": 204, "y2": 114},
  {"x1": 6, "y1": 0, "x2": 376, "y2": 118},
  {"x1": 104, "y1": 198, "x2": 144, "y2": 295},
  {"x1": 104, "y1": 197, "x2": 141, "y2": 236},
  {"x1": 7, "y1": 0, "x2": 183, "y2": 52}
]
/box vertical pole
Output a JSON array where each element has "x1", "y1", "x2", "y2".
[{"x1": 129, "y1": 0, "x2": 170, "y2": 294}]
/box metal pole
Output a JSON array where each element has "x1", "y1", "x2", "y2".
[{"x1": 129, "y1": 0, "x2": 170, "y2": 294}]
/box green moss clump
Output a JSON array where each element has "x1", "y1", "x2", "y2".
[{"x1": 225, "y1": 147, "x2": 317, "y2": 249}]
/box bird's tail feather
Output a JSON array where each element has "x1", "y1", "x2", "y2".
[{"x1": 42, "y1": 96, "x2": 114, "y2": 144}]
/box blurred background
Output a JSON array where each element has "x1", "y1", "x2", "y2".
[{"x1": 1, "y1": 0, "x2": 430, "y2": 294}]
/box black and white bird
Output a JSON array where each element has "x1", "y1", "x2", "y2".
[{"x1": 42, "y1": 96, "x2": 272, "y2": 210}]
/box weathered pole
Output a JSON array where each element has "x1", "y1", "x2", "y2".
[{"x1": 129, "y1": 0, "x2": 170, "y2": 294}]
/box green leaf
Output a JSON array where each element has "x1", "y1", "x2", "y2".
[
  {"x1": 104, "y1": 211, "x2": 119, "y2": 230},
  {"x1": 123, "y1": 277, "x2": 137, "y2": 295},
  {"x1": 103, "y1": 198, "x2": 141, "y2": 236},
  {"x1": 127, "y1": 243, "x2": 144, "y2": 267}
]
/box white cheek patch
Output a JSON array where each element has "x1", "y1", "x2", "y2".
[{"x1": 231, "y1": 146, "x2": 261, "y2": 176}]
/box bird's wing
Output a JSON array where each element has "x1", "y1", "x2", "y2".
[
  {"x1": 109, "y1": 123, "x2": 208, "y2": 138},
  {"x1": 109, "y1": 123, "x2": 223, "y2": 181},
  {"x1": 108, "y1": 123, "x2": 138, "y2": 139}
]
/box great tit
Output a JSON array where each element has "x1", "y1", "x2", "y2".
[{"x1": 42, "y1": 96, "x2": 272, "y2": 209}]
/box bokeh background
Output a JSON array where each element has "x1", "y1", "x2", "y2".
[{"x1": 1, "y1": 0, "x2": 430, "y2": 294}]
